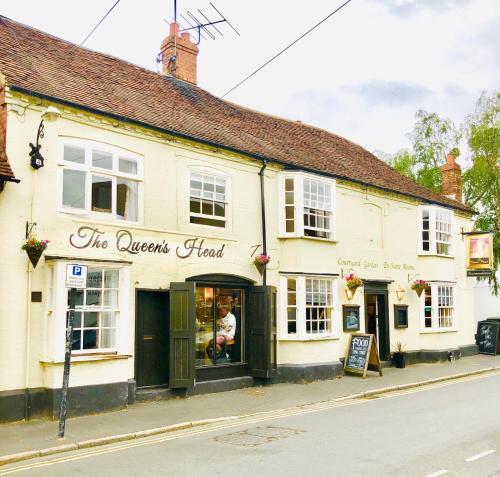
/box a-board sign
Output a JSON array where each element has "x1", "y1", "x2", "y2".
[
  {"x1": 344, "y1": 333, "x2": 383, "y2": 378},
  {"x1": 477, "y1": 321, "x2": 499, "y2": 356},
  {"x1": 65, "y1": 264, "x2": 87, "y2": 289}
]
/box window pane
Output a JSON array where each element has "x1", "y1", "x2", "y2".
[
  {"x1": 91, "y1": 175, "x2": 112, "y2": 213},
  {"x1": 101, "y1": 311, "x2": 117, "y2": 328},
  {"x1": 72, "y1": 329, "x2": 82, "y2": 351},
  {"x1": 117, "y1": 178, "x2": 138, "y2": 221},
  {"x1": 83, "y1": 312, "x2": 99, "y2": 328},
  {"x1": 104, "y1": 269, "x2": 119, "y2": 288},
  {"x1": 214, "y1": 202, "x2": 225, "y2": 217},
  {"x1": 119, "y1": 157, "x2": 138, "y2": 175},
  {"x1": 63, "y1": 169, "x2": 86, "y2": 209},
  {"x1": 190, "y1": 216, "x2": 225, "y2": 228},
  {"x1": 64, "y1": 145, "x2": 85, "y2": 164},
  {"x1": 92, "y1": 150, "x2": 113, "y2": 170},
  {"x1": 100, "y1": 329, "x2": 116, "y2": 348},
  {"x1": 82, "y1": 330, "x2": 98, "y2": 349},
  {"x1": 86, "y1": 289, "x2": 102, "y2": 307},
  {"x1": 202, "y1": 201, "x2": 214, "y2": 216},
  {"x1": 103, "y1": 290, "x2": 119, "y2": 308},
  {"x1": 190, "y1": 199, "x2": 201, "y2": 213},
  {"x1": 87, "y1": 269, "x2": 103, "y2": 288}
]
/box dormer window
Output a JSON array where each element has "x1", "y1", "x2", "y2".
[
  {"x1": 280, "y1": 172, "x2": 335, "y2": 240},
  {"x1": 419, "y1": 206, "x2": 453, "y2": 256}
]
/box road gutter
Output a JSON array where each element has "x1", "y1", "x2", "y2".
[{"x1": 1, "y1": 365, "x2": 499, "y2": 467}]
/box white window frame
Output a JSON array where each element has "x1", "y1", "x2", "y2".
[
  {"x1": 420, "y1": 282, "x2": 456, "y2": 332},
  {"x1": 188, "y1": 168, "x2": 231, "y2": 230},
  {"x1": 58, "y1": 138, "x2": 144, "y2": 224},
  {"x1": 44, "y1": 261, "x2": 131, "y2": 361},
  {"x1": 279, "y1": 172, "x2": 336, "y2": 240},
  {"x1": 279, "y1": 275, "x2": 338, "y2": 340},
  {"x1": 418, "y1": 205, "x2": 454, "y2": 256}
]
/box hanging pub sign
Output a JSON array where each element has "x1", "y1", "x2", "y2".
[
  {"x1": 344, "y1": 333, "x2": 383, "y2": 378},
  {"x1": 466, "y1": 232, "x2": 494, "y2": 277}
]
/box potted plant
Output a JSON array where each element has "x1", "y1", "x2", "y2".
[
  {"x1": 253, "y1": 254, "x2": 270, "y2": 275},
  {"x1": 411, "y1": 279, "x2": 427, "y2": 297},
  {"x1": 344, "y1": 273, "x2": 363, "y2": 300},
  {"x1": 392, "y1": 342, "x2": 406, "y2": 368},
  {"x1": 21, "y1": 236, "x2": 50, "y2": 268}
]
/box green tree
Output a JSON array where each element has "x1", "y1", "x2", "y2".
[
  {"x1": 462, "y1": 92, "x2": 500, "y2": 294},
  {"x1": 389, "y1": 92, "x2": 499, "y2": 294}
]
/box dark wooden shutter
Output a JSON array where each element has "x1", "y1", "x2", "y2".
[
  {"x1": 169, "y1": 282, "x2": 195, "y2": 389},
  {"x1": 249, "y1": 286, "x2": 277, "y2": 379}
]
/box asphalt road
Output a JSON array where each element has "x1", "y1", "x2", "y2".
[{"x1": 1, "y1": 373, "x2": 499, "y2": 477}]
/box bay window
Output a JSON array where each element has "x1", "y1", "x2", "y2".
[
  {"x1": 61, "y1": 141, "x2": 142, "y2": 222},
  {"x1": 190, "y1": 171, "x2": 228, "y2": 228},
  {"x1": 280, "y1": 173, "x2": 335, "y2": 239},
  {"x1": 419, "y1": 206, "x2": 453, "y2": 256},
  {"x1": 422, "y1": 283, "x2": 455, "y2": 331},
  {"x1": 281, "y1": 275, "x2": 335, "y2": 339}
]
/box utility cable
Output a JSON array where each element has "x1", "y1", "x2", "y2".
[
  {"x1": 221, "y1": 0, "x2": 354, "y2": 98},
  {"x1": 81, "y1": 0, "x2": 123, "y2": 46}
]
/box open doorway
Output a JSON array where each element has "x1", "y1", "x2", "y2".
[{"x1": 364, "y1": 284, "x2": 390, "y2": 360}]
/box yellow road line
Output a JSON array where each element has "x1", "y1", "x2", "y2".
[{"x1": 2, "y1": 370, "x2": 498, "y2": 475}]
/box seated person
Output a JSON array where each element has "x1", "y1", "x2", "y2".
[{"x1": 206, "y1": 306, "x2": 236, "y2": 359}]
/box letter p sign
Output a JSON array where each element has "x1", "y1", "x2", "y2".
[{"x1": 66, "y1": 264, "x2": 88, "y2": 289}]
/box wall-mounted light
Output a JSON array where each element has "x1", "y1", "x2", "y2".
[
  {"x1": 396, "y1": 286, "x2": 406, "y2": 302},
  {"x1": 29, "y1": 106, "x2": 61, "y2": 170}
]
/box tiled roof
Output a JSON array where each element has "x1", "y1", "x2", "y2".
[
  {"x1": 0, "y1": 16, "x2": 472, "y2": 211},
  {"x1": 0, "y1": 84, "x2": 16, "y2": 181}
]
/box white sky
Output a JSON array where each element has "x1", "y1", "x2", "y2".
[{"x1": 2, "y1": 0, "x2": 499, "y2": 154}]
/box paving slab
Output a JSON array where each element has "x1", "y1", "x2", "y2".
[{"x1": 0, "y1": 354, "x2": 498, "y2": 459}]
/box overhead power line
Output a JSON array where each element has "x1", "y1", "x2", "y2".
[
  {"x1": 221, "y1": 0, "x2": 354, "y2": 99},
  {"x1": 81, "y1": 0, "x2": 123, "y2": 46}
]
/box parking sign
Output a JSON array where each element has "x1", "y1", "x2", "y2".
[{"x1": 65, "y1": 264, "x2": 88, "y2": 288}]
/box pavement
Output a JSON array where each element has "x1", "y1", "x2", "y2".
[{"x1": 0, "y1": 354, "x2": 499, "y2": 466}]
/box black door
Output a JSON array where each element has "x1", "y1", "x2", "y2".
[
  {"x1": 365, "y1": 292, "x2": 390, "y2": 361},
  {"x1": 135, "y1": 290, "x2": 170, "y2": 387}
]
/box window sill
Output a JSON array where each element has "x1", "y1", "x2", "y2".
[
  {"x1": 279, "y1": 335, "x2": 339, "y2": 342},
  {"x1": 278, "y1": 236, "x2": 337, "y2": 244},
  {"x1": 419, "y1": 329, "x2": 458, "y2": 334},
  {"x1": 40, "y1": 354, "x2": 132, "y2": 364},
  {"x1": 417, "y1": 253, "x2": 455, "y2": 259}
]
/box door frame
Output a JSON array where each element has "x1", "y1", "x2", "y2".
[
  {"x1": 186, "y1": 274, "x2": 254, "y2": 382},
  {"x1": 134, "y1": 288, "x2": 170, "y2": 388},
  {"x1": 364, "y1": 281, "x2": 391, "y2": 361}
]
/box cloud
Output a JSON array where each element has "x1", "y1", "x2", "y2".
[
  {"x1": 372, "y1": 0, "x2": 473, "y2": 17},
  {"x1": 345, "y1": 81, "x2": 432, "y2": 107}
]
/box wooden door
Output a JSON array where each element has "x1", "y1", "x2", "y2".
[{"x1": 135, "y1": 290, "x2": 170, "y2": 388}]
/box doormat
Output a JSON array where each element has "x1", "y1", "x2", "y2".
[{"x1": 212, "y1": 426, "x2": 305, "y2": 447}]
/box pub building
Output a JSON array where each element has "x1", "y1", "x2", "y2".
[{"x1": 0, "y1": 17, "x2": 478, "y2": 422}]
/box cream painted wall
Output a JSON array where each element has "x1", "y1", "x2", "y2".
[{"x1": 0, "y1": 91, "x2": 476, "y2": 392}]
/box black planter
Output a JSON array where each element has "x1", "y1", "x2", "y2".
[{"x1": 393, "y1": 352, "x2": 406, "y2": 368}]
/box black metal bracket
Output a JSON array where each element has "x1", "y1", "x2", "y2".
[
  {"x1": 408, "y1": 273, "x2": 419, "y2": 283},
  {"x1": 25, "y1": 221, "x2": 37, "y2": 239}
]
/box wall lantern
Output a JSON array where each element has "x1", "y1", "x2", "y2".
[
  {"x1": 29, "y1": 106, "x2": 61, "y2": 170},
  {"x1": 396, "y1": 286, "x2": 406, "y2": 302}
]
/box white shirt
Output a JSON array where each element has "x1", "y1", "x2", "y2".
[{"x1": 218, "y1": 312, "x2": 236, "y2": 340}]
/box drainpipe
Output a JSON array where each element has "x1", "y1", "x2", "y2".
[{"x1": 259, "y1": 160, "x2": 268, "y2": 286}]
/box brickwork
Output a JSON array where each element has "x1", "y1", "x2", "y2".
[
  {"x1": 441, "y1": 153, "x2": 462, "y2": 203},
  {"x1": 161, "y1": 23, "x2": 199, "y2": 85}
]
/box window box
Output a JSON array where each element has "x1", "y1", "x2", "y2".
[
  {"x1": 279, "y1": 172, "x2": 336, "y2": 240},
  {"x1": 59, "y1": 140, "x2": 143, "y2": 223}
]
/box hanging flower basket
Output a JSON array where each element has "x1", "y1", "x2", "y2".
[
  {"x1": 21, "y1": 237, "x2": 49, "y2": 268},
  {"x1": 411, "y1": 279, "x2": 427, "y2": 297},
  {"x1": 253, "y1": 254, "x2": 270, "y2": 276},
  {"x1": 344, "y1": 273, "x2": 363, "y2": 300}
]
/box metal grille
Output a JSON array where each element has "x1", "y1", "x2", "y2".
[{"x1": 213, "y1": 426, "x2": 305, "y2": 447}]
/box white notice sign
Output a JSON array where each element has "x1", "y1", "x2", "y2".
[{"x1": 65, "y1": 264, "x2": 88, "y2": 289}]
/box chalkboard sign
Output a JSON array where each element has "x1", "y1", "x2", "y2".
[
  {"x1": 344, "y1": 333, "x2": 382, "y2": 378},
  {"x1": 477, "y1": 321, "x2": 499, "y2": 355}
]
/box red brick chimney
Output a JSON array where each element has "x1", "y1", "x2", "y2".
[
  {"x1": 441, "y1": 153, "x2": 462, "y2": 202},
  {"x1": 160, "y1": 23, "x2": 199, "y2": 85}
]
